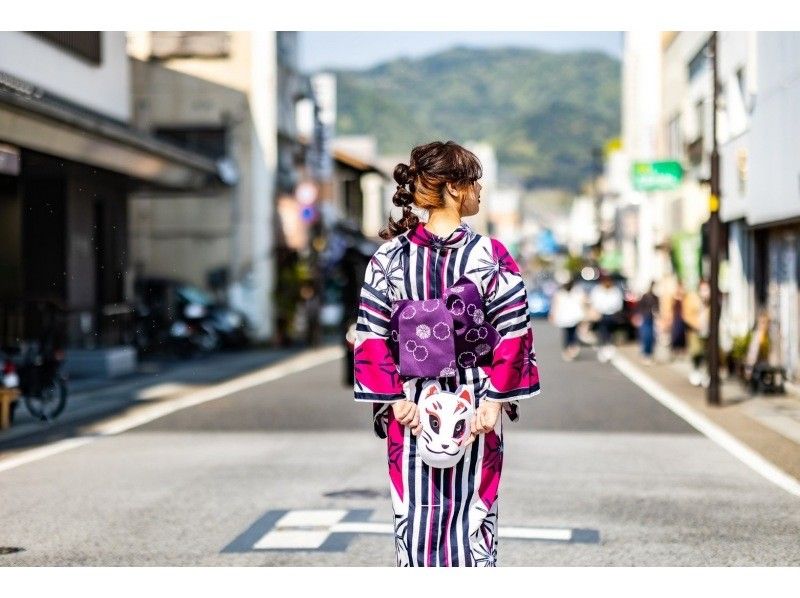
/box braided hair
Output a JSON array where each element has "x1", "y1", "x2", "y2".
[{"x1": 379, "y1": 141, "x2": 482, "y2": 240}]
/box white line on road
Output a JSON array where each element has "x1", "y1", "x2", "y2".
[
  {"x1": 329, "y1": 522, "x2": 573, "y2": 541},
  {"x1": 500, "y1": 526, "x2": 573, "y2": 541},
  {"x1": 331, "y1": 522, "x2": 394, "y2": 534},
  {"x1": 0, "y1": 346, "x2": 344, "y2": 475},
  {"x1": 611, "y1": 352, "x2": 800, "y2": 497},
  {"x1": 0, "y1": 437, "x2": 95, "y2": 473},
  {"x1": 249, "y1": 509, "x2": 579, "y2": 550}
]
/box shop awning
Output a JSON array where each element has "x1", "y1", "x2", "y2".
[{"x1": 0, "y1": 81, "x2": 222, "y2": 189}]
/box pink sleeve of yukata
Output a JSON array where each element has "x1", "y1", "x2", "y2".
[
  {"x1": 353, "y1": 250, "x2": 406, "y2": 404},
  {"x1": 482, "y1": 239, "x2": 542, "y2": 421}
]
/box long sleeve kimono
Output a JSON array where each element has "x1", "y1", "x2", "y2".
[{"x1": 353, "y1": 220, "x2": 541, "y2": 566}]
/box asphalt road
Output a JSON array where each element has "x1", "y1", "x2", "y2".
[{"x1": 1, "y1": 322, "x2": 798, "y2": 566}]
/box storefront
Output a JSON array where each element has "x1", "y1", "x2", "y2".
[{"x1": 0, "y1": 79, "x2": 220, "y2": 373}]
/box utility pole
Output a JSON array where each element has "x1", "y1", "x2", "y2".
[{"x1": 707, "y1": 31, "x2": 722, "y2": 406}]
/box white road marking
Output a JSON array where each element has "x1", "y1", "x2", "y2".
[
  {"x1": 0, "y1": 437, "x2": 94, "y2": 473},
  {"x1": 500, "y1": 526, "x2": 572, "y2": 541},
  {"x1": 332, "y1": 522, "x2": 394, "y2": 534},
  {"x1": 611, "y1": 353, "x2": 800, "y2": 497},
  {"x1": 254, "y1": 529, "x2": 331, "y2": 549},
  {"x1": 136, "y1": 382, "x2": 196, "y2": 401},
  {"x1": 249, "y1": 509, "x2": 579, "y2": 549},
  {"x1": 0, "y1": 346, "x2": 344, "y2": 475},
  {"x1": 332, "y1": 522, "x2": 573, "y2": 541},
  {"x1": 254, "y1": 509, "x2": 349, "y2": 549},
  {"x1": 277, "y1": 509, "x2": 349, "y2": 528}
]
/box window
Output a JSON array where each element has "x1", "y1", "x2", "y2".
[
  {"x1": 154, "y1": 127, "x2": 227, "y2": 160},
  {"x1": 688, "y1": 38, "x2": 710, "y2": 81},
  {"x1": 277, "y1": 32, "x2": 297, "y2": 67},
  {"x1": 29, "y1": 32, "x2": 101, "y2": 65},
  {"x1": 736, "y1": 66, "x2": 747, "y2": 98},
  {"x1": 667, "y1": 114, "x2": 682, "y2": 159},
  {"x1": 150, "y1": 32, "x2": 231, "y2": 59}
]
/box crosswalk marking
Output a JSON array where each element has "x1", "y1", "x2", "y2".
[
  {"x1": 254, "y1": 529, "x2": 333, "y2": 549},
  {"x1": 253, "y1": 510, "x2": 350, "y2": 549},
  {"x1": 222, "y1": 509, "x2": 600, "y2": 554}
]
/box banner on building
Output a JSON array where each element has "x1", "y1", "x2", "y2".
[
  {"x1": 632, "y1": 160, "x2": 683, "y2": 192},
  {"x1": 671, "y1": 231, "x2": 701, "y2": 290}
]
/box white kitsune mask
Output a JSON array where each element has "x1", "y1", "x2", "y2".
[{"x1": 416, "y1": 380, "x2": 475, "y2": 468}]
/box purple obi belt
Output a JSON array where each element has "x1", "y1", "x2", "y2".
[{"x1": 388, "y1": 274, "x2": 500, "y2": 379}]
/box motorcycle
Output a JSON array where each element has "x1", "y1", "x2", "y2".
[
  {"x1": 3, "y1": 341, "x2": 68, "y2": 422},
  {"x1": 133, "y1": 277, "x2": 250, "y2": 357},
  {"x1": 168, "y1": 302, "x2": 219, "y2": 358},
  {"x1": 1, "y1": 351, "x2": 20, "y2": 423}
]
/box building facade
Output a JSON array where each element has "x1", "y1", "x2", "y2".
[
  {"x1": 0, "y1": 32, "x2": 218, "y2": 375},
  {"x1": 127, "y1": 31, "x2": 293, "y2": 342}
]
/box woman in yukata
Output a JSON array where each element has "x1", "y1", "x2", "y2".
[{"x1": 353, "y1": 140, "x2": 542, "y2": 567}]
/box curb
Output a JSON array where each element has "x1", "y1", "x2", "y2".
[
  {"x1": 0, "y1": 345, "x2": 344, "y2": 474},
  {"x1": 610, "y1": 351, "x2": 800, "y2": 498}
]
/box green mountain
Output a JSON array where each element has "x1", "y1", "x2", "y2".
[{"x1": 329, "y1": 45, "x2": 620, "y2": 191}]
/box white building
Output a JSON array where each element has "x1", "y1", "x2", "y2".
[
  {"x1": 724, "y1": 33, "x2": 800, "y2": 378},
  {"x1": 658, "y1": 32, "x2": 800, "y2": 380},
  {"x1": 616, "y1": 32, "x2": 664, "y2": 292},
  {"x1": 127, "y1": 31, "x2": 286, "y2": 342}
]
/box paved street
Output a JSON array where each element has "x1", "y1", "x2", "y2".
[{"x1": 1, "y1": 323, "x2": 799, "y2": 566}]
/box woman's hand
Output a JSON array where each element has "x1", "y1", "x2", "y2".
[
  {"x1": 392, "y1": 399, "x2": 422, "y2": 436},
  {"x1": 468, "y1": 400, "x2": 503, "y2": 440}
]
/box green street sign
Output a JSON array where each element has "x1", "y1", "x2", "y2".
[{"x1": 632, "y1": 160, "x2": 683, "y2": 191}]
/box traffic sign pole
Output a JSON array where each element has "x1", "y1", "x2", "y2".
[{"x1": 708, "y1": 31, "x2": 722, "y2": 406}]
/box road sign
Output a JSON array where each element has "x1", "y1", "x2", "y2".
[
  {"x1": 632, "y1": 160, "x2": 683, "y2": 191},
  {"x1": 295, "y1": 180, "x2": 317, "y2": 205},
  {"x1": 300, "y1": 205, "x2": 317, "y2": 223}
]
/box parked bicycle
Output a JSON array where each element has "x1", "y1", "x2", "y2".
[{"x1": 0, "y1": 299, "x2": 69, "y2": 424}]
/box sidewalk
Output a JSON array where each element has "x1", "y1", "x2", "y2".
[
  {"x1": 613, "y1": 341, "x2": 800, "y2": 484},
  {"x1": 0, "y1": 342, "x2": 321, "y2": 450}
]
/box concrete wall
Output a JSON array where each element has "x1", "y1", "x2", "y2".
[
  {"x1": 748, "y1": 33, "x2": 800, "y2": 226},
  {"x1": 718, "y1": 32, "x2": 755, "y2": 223},
  {"x1": 127, "y1": 32, "x2": 280, "y2": 341},
  {"x1": 129, "y1": 57, "x2": 243, "y2": 290},
  {"x1": 129, "y1": 194, "x2": 233, "y2": 288},
  {"x1": 0, "y1": 32, "x2": 131, "y2": 122}
]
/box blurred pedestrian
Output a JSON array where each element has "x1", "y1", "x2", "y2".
[
  {"x1": 550, "y1": 278, "x2": 585, "y2": 361},
  {"x1": 590, "y1": 274, "x2": 623, "y2": 363},
  {"x1": 683, "y1": 279, "x2": 711, "y2": 386},
  {"x1": 637, "y1": 281, "x2": 659, "y2": 365},
  {"x1": 669, "y1": 279, "x2": 688, "y2": 358}
]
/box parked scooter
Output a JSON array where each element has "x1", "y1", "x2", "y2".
[
  {"x1": 168, "y1": 302, "x2": 219, "y2": 358},
  {"x1": 133, "y1": 277, "x2": 250, "y2": 358},
  {"x1": 1, "y1": 351, "x2": 20, "y2": 423}
]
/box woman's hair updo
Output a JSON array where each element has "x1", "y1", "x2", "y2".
[{"x1": 379, "y1": 140, "x2": 483, "y2": 240}]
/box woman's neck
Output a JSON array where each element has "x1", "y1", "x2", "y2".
[{"x1": 424, "y1": 209, "x2": 462, "y2": 237}]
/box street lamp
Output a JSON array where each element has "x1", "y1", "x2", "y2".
[{"x1": 707, "y1": 31, "x2": 722, "y2": 406}]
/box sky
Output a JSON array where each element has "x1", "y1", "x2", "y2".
[{"x1": 298, "y1": 31, "x2": 623, "y2": 73}]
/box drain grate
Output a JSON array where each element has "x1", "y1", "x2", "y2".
[
  {"x1": 0, "y1": 546, "x2": 25, "y2": 555},
  {"x1": 323, "y1": 487, "x2": 390, "y2": 499}
]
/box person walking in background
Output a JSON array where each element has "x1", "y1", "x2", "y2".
[
  {"x1": 683, "y1": 279, "x2": 711, "y2": 386},
  {"x1": 550, "y1": 278, "x2": 585, "y2": 361},
  {"x1": 590, "y1": 273, "x2": 623, "y2": 363},
  {"x1": 669, "y1": 279, "x2": 688, "y2": 359},
  {"x1": 637, "y1": 281, "x2": 660, "y2": 365}
]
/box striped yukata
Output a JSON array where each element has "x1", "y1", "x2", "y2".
[{"x1": 353, "y1": 220, "x2": 541, "y2": 567}]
